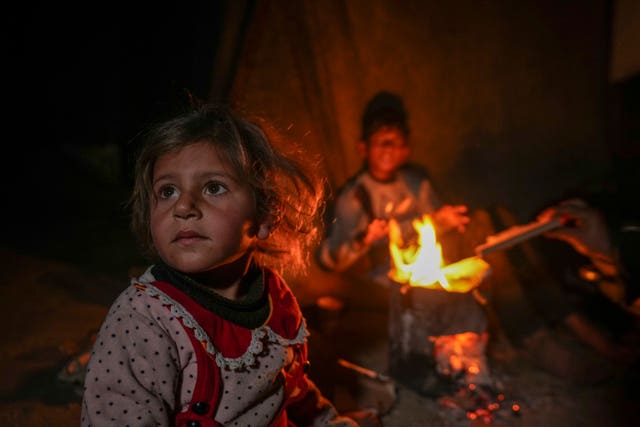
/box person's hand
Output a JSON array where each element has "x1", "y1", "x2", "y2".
[
  {"x1": 344, "y1": 408, "x2": 382, "y2": 427},
  {"x1": 362, "y1": 218, "x2": 390, "y2": 246},
  {"x1": 537, "y1": 198, "x2": 614, "y2": 263},
  {"x1": 433, "y1": 204, "x2": 470, "y2": 233}
]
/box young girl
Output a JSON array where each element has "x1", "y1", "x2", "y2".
[{"x1": 81, "y1": 104, "x2": 375, "y2": 426}]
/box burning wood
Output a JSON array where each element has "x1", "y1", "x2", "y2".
[
  {"x1": 388, "y1": 215, "x2": 491, "y2": 292},
  {"x1": 431, "y1": 332, "x2": 490, "y2": 385}
]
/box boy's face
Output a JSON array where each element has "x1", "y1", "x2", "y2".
[
  {"x1": 149, "y1": 141, "x2": 267, "y2": 274},
  {"x1": 359, "y1": 126, "x2": 410, "y2": 181}
]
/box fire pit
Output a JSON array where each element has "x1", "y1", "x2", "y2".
[
  {"x1": 388, "y1": 283, "x2": 490, "y2": 395},
  {"x1": 386, "y1": 215, "x2": 492, "y2": 395},
  {"x1": 382, "y1": 212, "x2": 559, "y2": 422}
]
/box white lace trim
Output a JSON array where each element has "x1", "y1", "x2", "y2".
[{"x1": 131, "y1": 278, "x2": 308, "y2": 371}]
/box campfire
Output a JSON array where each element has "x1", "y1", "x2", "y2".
[
  {"x1": 387, "y1": 213, "x2": 502, "y2": 421},
  {"x1": 388, "y1": 214, "x2": 490, "y2": 292},
  {"x1": 385, "y1": 213, "x2": 553, "y2": 423}
]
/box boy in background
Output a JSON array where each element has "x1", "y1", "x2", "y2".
[{"x1": 318, "y1": 91, "x2": 469, "y2": 286}]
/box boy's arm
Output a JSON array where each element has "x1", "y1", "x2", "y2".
[
  {"x1": 318, "y1": 190, "x2": 372, "y2": 272},
  {"x1": 417, "y1": 180, "x2": 469, "y2": 233}
]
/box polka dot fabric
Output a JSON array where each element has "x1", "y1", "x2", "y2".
[
  {"x1": 81, "y1": 282, "x2": 197, "y2": 426},
  {"x1": 81, "y1": 267, "x2": 358, "y2": 427}
]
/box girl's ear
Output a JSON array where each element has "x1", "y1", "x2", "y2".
[{"x1": 256, "y1": 222, "x2": 272, "y2": 240}]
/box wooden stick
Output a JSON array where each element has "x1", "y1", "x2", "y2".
[
  {"x1": 474, "y1": 217, "x2": 564, "y2": 257},
  {"x1": 337, "y1": 358, "x2": 391, "y2": 382}
]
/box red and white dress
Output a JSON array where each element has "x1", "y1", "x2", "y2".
[{"x1": 81, "y1": 263, "x2": 357, "y2": 427}]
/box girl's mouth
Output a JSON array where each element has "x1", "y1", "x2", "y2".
[{"x1": 173, "y1": 230, "x2": 206, "y2": 244}]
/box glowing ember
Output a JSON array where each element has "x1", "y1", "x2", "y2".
[
  {"x1": 388, "y1": 214, "x2": 490, "y2": 292},
  {"x1": 431, "y1": 332, "x2": 491, "y2": 385}
]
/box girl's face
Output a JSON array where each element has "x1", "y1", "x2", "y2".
[
  {"x1": 150, "y1": 141, "x2": 269, "y2": 274},
  {"x1": 359, "y1": 126, "x2": 410, "y2": 181}
]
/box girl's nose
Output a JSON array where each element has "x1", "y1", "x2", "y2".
[{"x1": 173, "y1": 192, "x2": 201, "y2": 219}]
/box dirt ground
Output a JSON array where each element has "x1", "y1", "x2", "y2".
[{"x1": 0, "y1": 245, "x2": 638, "y2": 427}]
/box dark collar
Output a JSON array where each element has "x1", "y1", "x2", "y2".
[{"x1": 151, "y1": 261, "x2": 271, "y2": 328}]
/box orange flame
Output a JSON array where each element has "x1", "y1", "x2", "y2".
[{"x1": 388, "y1": 214, "x2": 489, "y2": 292}]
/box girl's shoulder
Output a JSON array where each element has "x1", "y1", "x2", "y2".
[
  {"x1": 262, "y1": 268, "x2": 307, "y2": 340},
  {"x1": 263, "y1": 267, "x2": 299, "y2": 315},
  {"x1": 104, "y1": 266, "x2": 174, "y2": 324}
]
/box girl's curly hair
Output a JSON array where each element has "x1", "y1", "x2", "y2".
[{"x1": 129, "y1": 103, "x2": 326, "y2": 277}]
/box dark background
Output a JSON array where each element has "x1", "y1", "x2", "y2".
[
  {"x1": 4, "y1": 1, "x2": 639, "y2": 280},
  {"x1": 9, "y1": 2, "x2": 223, "y2": 150},
  {"x1": 6, "y1": 2, "x2": 232, "y2": 277}
]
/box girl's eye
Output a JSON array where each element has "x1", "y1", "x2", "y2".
[
  {"x1": 204, "y1": 181, "x2": 228, "y2": 196},
  {"x1": 157, "y1": 185, "x2": 177, "y2": 199}
]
